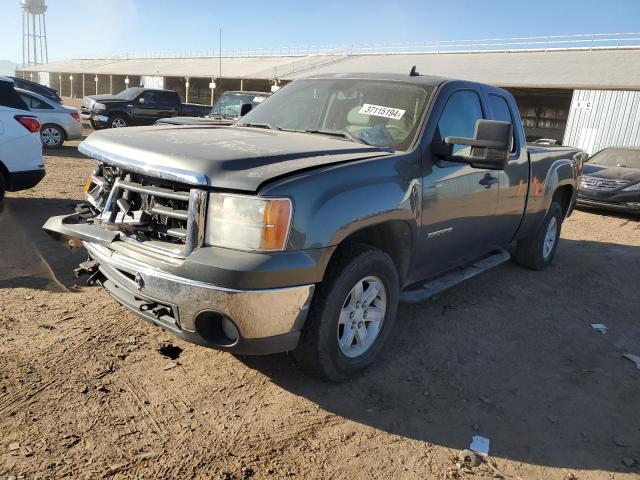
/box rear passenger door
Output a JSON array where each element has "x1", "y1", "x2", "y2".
[
  {"x1": 413, "y1": 84, "x2": 501, "y2": 281},
  {"x1": 485, "y1": 89, "x2": 529, "y2": 246}
]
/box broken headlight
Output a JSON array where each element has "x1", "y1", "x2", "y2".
[{"x1": 204, "y1": 193, "x2": 292, "y2": 251}]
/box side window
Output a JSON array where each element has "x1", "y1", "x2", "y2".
[
  {"x1": 156, "y1": 91, "x2": 177, "y2": 105},
  {"x1": 1, "y1": 84, "x2": 29, "y2": 110},
  {"x1": 140, "y1": 91, "x2": 156, "y2": 104},
  {"x1": 31, "y1": 96, "x2": 52, "y2": 109},
  {"x1": 19, "y1": 94, "x2": 34, "y2": 109},
  {"x1": 488, "y1": 94, "x2": 516, "y2": 153},
  {"x1": 434, "y1": 90, "x2": 483, "y2": 156}
]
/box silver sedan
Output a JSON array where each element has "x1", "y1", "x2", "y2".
[{"x1": 17, "y1": 88, "x2": 83, "y2": 148}]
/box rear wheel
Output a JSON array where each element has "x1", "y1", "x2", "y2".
[
  {"x1": 516, "y1": 202, "x2": 563, "y2": 270},
  {"x1": 109, "y1": 115, "x2": 128, "y2": 128},
  {"x1": 294, "y1": 244, "x2": 399, "y2": 381},
  {"x1": 40, "y1": 124, "x2": 65, "y2": 148}
]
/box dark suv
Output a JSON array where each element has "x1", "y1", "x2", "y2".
[{"x1": 9, "y1": 77, "x2": 62, "y2": 104}]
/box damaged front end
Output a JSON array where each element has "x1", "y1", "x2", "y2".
[{"x1": 43, "y1": 161, "x2": 314, "y2": 355}]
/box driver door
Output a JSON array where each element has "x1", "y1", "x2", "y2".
[{"x1": 413, "y1": 86, "x2": 501, "y2": 281}]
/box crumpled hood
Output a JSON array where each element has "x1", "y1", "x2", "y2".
[
  {"x1": 584, "y1": 163, "x2": 640, "y2": 183},
  {"x1": 78, "y1": 125, "x2": 392, "y2": 191}
]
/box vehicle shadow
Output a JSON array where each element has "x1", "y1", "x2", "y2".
[
  {"x1": 0, "y1": 197, "x2": 86, "y2": 291},
  {"x1": 575, "y1": 205, "x2": 640, "y2": 222},
  {"x1": 240, "y1": 237, "x2": 640, "y2": 473},
  {"x1": 41, "y1": 127, "x2": 92, "y2": 159}
]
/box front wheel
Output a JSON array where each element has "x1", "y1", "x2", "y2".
[
  {"x1": 516, "y1": 202, "x2": 563, "y2": 270},
  {"x1": 108, "y1": 115, "x2": 128, "y2": 128},
  {"x1": 90, "y1": 119, "x2": 105, "y2": 130},
  {"x1": 294, "y1": 244, "x2": 399, "y2": 381}
]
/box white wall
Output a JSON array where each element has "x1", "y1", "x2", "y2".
[
  {"x1": 563, "y1": 89, "x2": 640, "y2": 154},
  {"x1": 141, "y1": 76, "x2": 164, "y2": 89}
]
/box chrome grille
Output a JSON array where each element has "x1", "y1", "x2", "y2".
[
  {"x1": 580, "y1": 175, "x2": 628, "y2": 191},
  {"x1": 92, "y1": 171, "x2": 207, "y2": 258}
]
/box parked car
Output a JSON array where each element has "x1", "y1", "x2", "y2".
[
  {"x1": 80, "y1": 87, "x2": 210, "y2": 129},
  {"x1": 0, "y1": 77, "x2": 45, "y2": 201},
  {"x1": 155, "y1": 91, "x2": 270, "y2": 126},
  {"x1": 9, "y1": 76, "x2": 62, "y2": 104},
  {"x1": 44, "y1": 71, "x2": 583, "y2": 380},
  {"x1": 577, "y1": 147, "x2": 640, "y2": 214},
  {"x1": 17, "y1": 88, "x2": 83, "y2": 148}
]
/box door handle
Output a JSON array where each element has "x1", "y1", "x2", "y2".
[{"x1": 479, "y1": 173, "x2": 498, "y2": 189}]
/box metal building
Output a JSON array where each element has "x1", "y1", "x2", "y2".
[{"x1": 16, "y1": 33, "x2": 640, "y2": 153}]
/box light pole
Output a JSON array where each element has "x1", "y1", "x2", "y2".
[
  {"x1": 94, "y1": 75, "x2": 98, "y2": 95},
  {"x1": 69, "y1": 74, "x2": 73, "y2": 99},
  {"x1": 185, "y1": 77, "x2": 190, "y2": 103}
]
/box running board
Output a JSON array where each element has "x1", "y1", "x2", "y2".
[{"x1": 400, "y1": 249, "x2": 511, "y2": 303}]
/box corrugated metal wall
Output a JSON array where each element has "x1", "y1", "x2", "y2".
[{"x1": 563, "y1": 90, "x2": 640, "y2": 154}]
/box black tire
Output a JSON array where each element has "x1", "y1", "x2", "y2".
[
  {"x1": 0, "y1": 173, "x2": 5, "y2": 202},
  {"x1": 293, "y1": 243, "x2": 400, "y2": 381},
  {"x1": 40, "y1": 124, "x2": 65, "y2": 149},
  {"x1": 90, "y1": 119, "x2": 105, "y2": 130},
  {"x1": 516, "y1": 202, "x2": 563, "y2": 270},
  {"x1": 108, "y1": 114, "x2": 128, "y2": 128}
]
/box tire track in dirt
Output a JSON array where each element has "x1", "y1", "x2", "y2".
[{"x1": 0, "y1": 306, "x2": 136, "y2": 416}]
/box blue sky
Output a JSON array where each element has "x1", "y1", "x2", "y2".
[{"x1": 1, "y1": 0, "x2": 639, "y2": 63}]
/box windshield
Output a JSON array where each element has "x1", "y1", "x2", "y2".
[
  {"x1": 237, "y1": 79, "x2": 433, "y2": 150},
  {"x1": 116, "y1": 87, "x2": 144, "y2": 100},
  {"x1": 210, "y1": 93, "x2": 268, "y2": 119},
  {"x1": 588, "y1": 148, "x2": 640, "y2": 169}
]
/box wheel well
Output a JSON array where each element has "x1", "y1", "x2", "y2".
[
  {"x1": 109, "y1": 111, "x2": 130, "y2": 121},
  {"x1": 333, "y1": 221, "x2": 413, "y2": 283},
  {"x1": 553, "y1": 185, "x2": 574, "y2": 218}
]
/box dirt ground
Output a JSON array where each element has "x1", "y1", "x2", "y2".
[{"x1": 1, "y1": 131, "x2": 639, "y2": 480}]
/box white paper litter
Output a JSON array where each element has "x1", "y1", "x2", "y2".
[
  {"x1": 469, "y1": 435, "x2": 490, "y2": 456},
  {"x1": 622, "y1": 353, "x2": 640, "y2": 370},
  {"x1": 590, "y1": 323, "x2": 608, "y2": 334}
]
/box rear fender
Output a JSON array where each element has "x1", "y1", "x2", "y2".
[{"x1": 518, "y1": 158, "x2": 577, "y2": 239}]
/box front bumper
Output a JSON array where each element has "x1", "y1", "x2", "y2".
[
  {"x1": 81, "y1": 109, "x2": 109, "y2": 126},
  {"x1": 576, "y1": 197, "x2": 640, "y2": 214},
  {"x1": 43, "y1": 213, "x2": 322, "y2": 354},
  {"x1": 577, "y1": 189, "x2": 640, "y2": 214},
  {"x1": 8, "y1": 168, "x2": 46, "y2": 191}
]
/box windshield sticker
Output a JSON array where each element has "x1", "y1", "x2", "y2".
[
  {"x1": 358, "y1": 103, "x2": 405, "y2": 120},
  {"x1": 253, "y1": 96, "x2": 266, "y2": 103}
]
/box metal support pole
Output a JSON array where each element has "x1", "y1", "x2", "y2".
[
  {"x1": 58, "y1": 73, "x2": 62, "y2": 96},
  {"x1": 109, "y1": 75, "x2": 113, "y2": 94},
  {"x1": 42, "y1": 12, "x2": 48, "y2": 63},
  {"x1": 82, "y1": 73, "x2": 85, "y2": 98},
  {"x1": 38, "y1": 14, "x2": 44, "y2": 65},
  {"x1": 22, "y1": 12, "x2": 25, "y2": 66},
  {"x1": 240, "y1": 78, "x2": 244, "y2": 91},
  {"x1": 32, "y1": 13, "x2": 37, "y2": 65}
]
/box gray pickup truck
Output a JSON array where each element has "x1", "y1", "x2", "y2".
[{"x1": 44, "y1": 71, "x2": 584, "y2": 380}]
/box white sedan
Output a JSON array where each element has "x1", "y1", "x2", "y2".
[{"x1": 17, "y1": 88, "x2": 83, "y2": 148}]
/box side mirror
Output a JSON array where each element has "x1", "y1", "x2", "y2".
[
  {"x1": 240, "y1": 103, "x2": 253, "y2": 117},
  {"x1": 138, "y1": 97, "x2": 145, "y2": 104},
  {"x1": 433, "y1": 119, "x2": 512, "y2": 170}
]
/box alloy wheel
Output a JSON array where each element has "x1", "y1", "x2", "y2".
[{"x1": 337, "y1": 275, "x2": 387, "y2": 358}]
